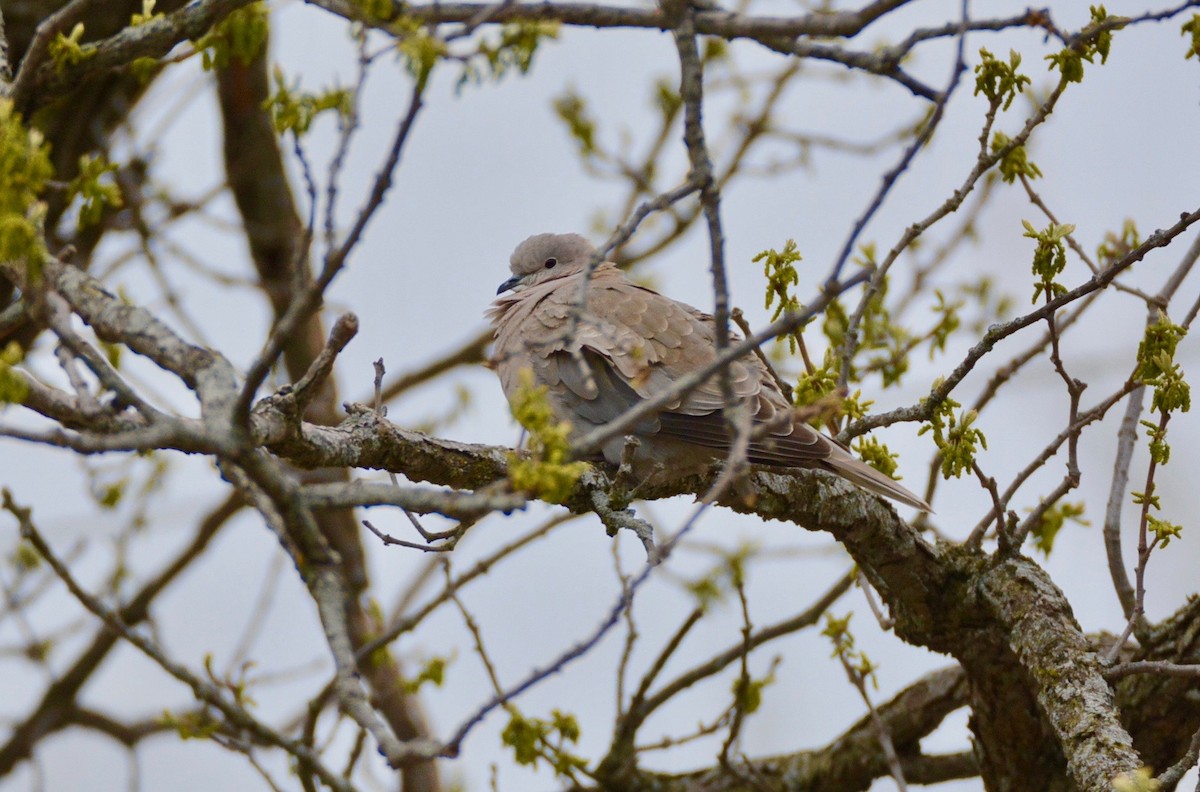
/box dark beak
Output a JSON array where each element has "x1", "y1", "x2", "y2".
[{"x1": 496, "y1": 275, "x2": 522, "y2": 295}]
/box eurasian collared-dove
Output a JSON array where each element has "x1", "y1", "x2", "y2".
[{"x1": 487, "y1": 233, "x2": 931, "y2": 511}]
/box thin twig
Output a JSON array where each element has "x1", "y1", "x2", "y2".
[
  {"x1": 8, "y1": 0, "x2": 99, "y2": 106},
  {"x1": 1104, "y1": 661, "x2": 1200, "y2": 680},
  {"x1": 1104, "y1": 385, "x2": 1144, "y2": 618},
  {"x1": 1156, "y1": 721, "x2": 1200, "y2": 789},
  {"x1": 847, "y1": 205, "x2": 1200, "y2": 438},
  {"x1": 234, "y1": 73, "x2": 430, "y2": 428},
  {"x1": 1, "y1": 490, "x2": 353, "y2": 792}
]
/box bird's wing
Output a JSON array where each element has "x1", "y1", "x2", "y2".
[
  {"x1": 514, "y1": 273, "x2": 827, "y2": 462},
  {"x1": 496, "y1": 267, "x2": 930, "y2": 509}
]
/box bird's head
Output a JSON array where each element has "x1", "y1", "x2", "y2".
[{"x1": 497, "y1": 233, "x2": 598, "y2": 294}]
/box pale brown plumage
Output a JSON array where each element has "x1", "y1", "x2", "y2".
[{"x1": 487, "y1": 233, "x2": 931, "y2": 511}]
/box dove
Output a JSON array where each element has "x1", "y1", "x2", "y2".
[{"x1": 487, "y1": 233, "x2": 931, "y2": 511}]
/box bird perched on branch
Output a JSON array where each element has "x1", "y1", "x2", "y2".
[{"x1": 487, "y1": 232, "x2": 930, "y2": 511}]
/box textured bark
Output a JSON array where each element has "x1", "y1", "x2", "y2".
[
  {"x1": 0, "y1": 0, "x2": 188, "y2": 348},
  {"x1": 262, "y1": 408, "x2": 1160, "y2": 790},
  {"x1": 642, "y1": 666, "x2": 974, "y2": 792},
  {"x1": 1117, "y1": 596, "x2": 1200, "y2": 783}
]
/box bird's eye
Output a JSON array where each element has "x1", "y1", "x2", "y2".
[{"x1": 544, "y1": 258, "x2": 557, "y2": 269}]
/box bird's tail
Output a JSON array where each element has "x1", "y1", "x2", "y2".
[{"x1": 822, "y1": 452, "x2": 932, "y2": 512}]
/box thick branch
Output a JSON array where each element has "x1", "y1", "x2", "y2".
[
  {"x1": 312, "y1": 0, "x2": 913, "y2": 39},
  {"x1": 16, "y1": 0, "x2": 257, "y2": 112},
  {"x1": 636, "y1": 666, "x2": 972, "y2": 792}
]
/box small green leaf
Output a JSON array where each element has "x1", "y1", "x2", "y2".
[
  {"x1": 263, "y1": 67, "x2": 353, "y2": 136},
  {"x1": 974, "y1": 48, "x2": 1030, "y2": 109},
  {"x1": 500, "y1": 709, "x2": 587, "y2": 777},
  {"x1": 131, "y1": 0, "x2": 164, "y2": 26},
  {"x1": 1023, "y1": 220, "x2": 1074, "y2": 304},
  {"x1": 506, "y1": 369, "x2": 589, "y2": 503},
  {"x1": 48, "y1": 23, "x2": 93, "y2": 71},
  {"x1": 1045, "y1": 6, "x2": 1127, "y2": 82},
  {"x1": 1096, "y1": 220, "x2": 1140, "y2": 267},
  {"x1": 1029, "y1": 501, "x2": 1088, "y2": 556},
  {"x1": 1140, "y1": 420, "x2": 1170, "y2": 465},
  {"x1": 1146, "y1": 515, "x2": 1182, "y2": 547},
  {"x1": 11, "y1": 540, "x2": 40, "y2": 570},
  {"x1": 821, "y1": 612, "x2": 854, "y2": 649},
  {"x1": 991, "y1": 131, "x2": 1043, "y2": 183},
  {"x1": 732, "y1": 675, "x2": 766, "y2": 714},
  {"x1": 553, "y1": 89, "x2": 598, "y2": 156},
  {"x1": 98, "y1": 482, "x2": 124, "y2": 510},
  {"x1": 0, "y1": 101, "x2": 51, "y2": 272},
  {"x1": 550, "y1": 709, "x2": 580, "y2": 743},
  {"x1": 854, "y1": 437, "x2": 899, "y2": 479},
  {"x1": 1136, "y1": 313, "x2": 1191, "y2": 416},
  {"x1": 793, "y1": 349, "x2": 839, "y2": 411},
  {"x1": 68, "y1": 154, "x2": 123, "y2": 228},
  {"x1": 393, "y1": 17, "x2": 447, "y2": 87},
  {"x1": 685, "y1": 571, "x2": 724, "y2": 609},
  {"x1": 477, "y1": 21, "x2": 559, "y2": 80},
  {"x1": 402, "y1": 656, "x2": 449, "y2": 694},
  {"x1": 918, "y1": 395, "x2": 987, "y2": 479},
  {"x1": 160, "y1": 709, "x2": 221, "y2": 740},
  {"x1": 1112, "y1": 766, "x2": 1160, "y2": 792},
  {"x1": 193, "y1": 2, "x2": 269, "y2": 70},
  {"x1": 1046, "y1": 47, "x2": 1085, "y2": 83},
  {"x1": 0, "y1": 342, "x2": 29, "y2": 405},
  {"x1": 1183, "y1": 14, "x2": 1200, "y2": 60},
  {"x1": 350, "y1": 0, "x2": 396, "y2": 22},
  {"x1": 928, "y1": 289, "x2": 962, "y2": 355},
  {"x1": 1131, "y1": 490, "x2": 1161, "y2": 511},
  {"x1": 653, "y1": 76, "x2": 682, "y2": 119}
]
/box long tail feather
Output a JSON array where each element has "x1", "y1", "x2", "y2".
[{"x1": 822, "y1": 454, "x2": 932, "y2": 512}]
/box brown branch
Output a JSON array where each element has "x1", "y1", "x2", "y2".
[
  {"x1": 1106, "y1": 661, "x2": 1200, "y2": 681},
  {"x1": 1104, "y1": 385, "x2": 1145, "y2": 619},
  {"x1": 1, "y1": 491, "x2": 353, "y2": 790},
  {"x1": 218, "y1": 41, "x2": 442, "y2": 788},
  {"x1": 644, "y1": 665, "x2": 971, "y2": 792},
  {"x1": 312, "y1": 0, "x2": 915, "y2": 40},
  {"x1": 16, "y1": 0, "x2": 258, "y2": 113},
  {"x1": 0, "y1": 492, "x2": 240, "y2": 774},
  {"x1": 847, "y1": 205, "x2": 1200, "y2": 438},
  {"x1": 66, "y1": 707, "x2": 175, "y2": 747},
  {"x1": 369, "y1": 328, "x2": 491, "y2": 405},
  {"x1": 7, "y1": 0, "x2": 101, "y2": 107}
]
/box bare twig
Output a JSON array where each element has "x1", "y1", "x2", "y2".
[
  {"x1": 1, "y1": 490, "x2": 353, "y2": 792},
  {"x1": 288, "y1": 313, "x2": 359, "y2": 414},
  {"x1": 832, "y1": 0, "x2": 970, "y2": 385},
  {"x1": 847, "y1": 206, "x2": 1200, "y2": 438},
  {"x1": 1156, "y1": 722, "x2": 1200, "y2": 789},
  {"x1": 8, "y1": 0, "x2": 99, "y2": 106},
  {"x1": 858, "y1": 569, "x2": 894, "y2": 631},
  {"x1": 1104, "y1": 385, "x2": 1144, "y2": 619},
  {"x1": 717, "y1": 569, "x2": 756, "y2": 774},
  {"x1": 1104, "y1": 661, "x2": 1200, "y2": 680},
  {"x1": 234, "y1": 73, "x2": 430, "y2": 428}
]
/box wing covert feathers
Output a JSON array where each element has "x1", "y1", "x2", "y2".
[{"x1": 489, "y1": 261, "x2": 931, "y2": 510}]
